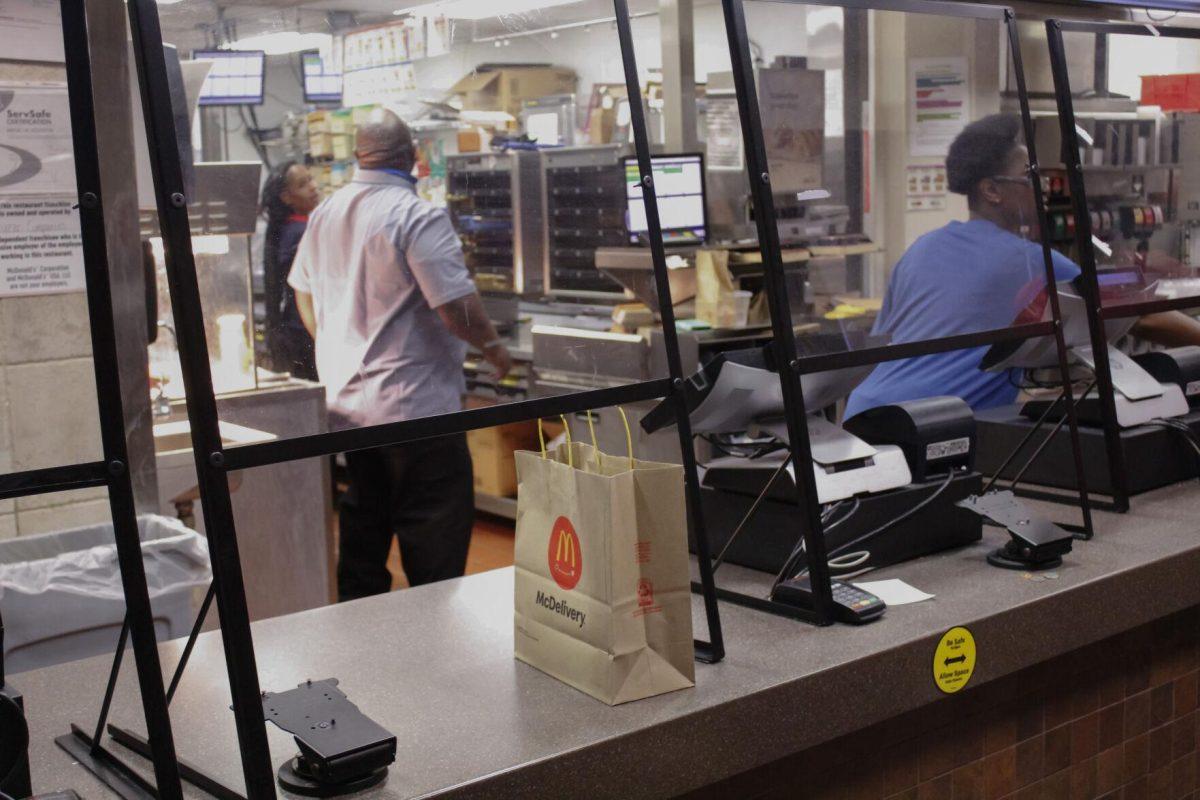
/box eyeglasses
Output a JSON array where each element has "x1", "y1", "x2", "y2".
[
  {"x1": 990, "y1": 165, "x2": 1034, "y2": 187},
  {"x1": 991, "y1": 175, "x2": 1033, "y2": 187}
]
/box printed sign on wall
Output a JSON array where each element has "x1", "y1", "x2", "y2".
[
  {"x1": 909, "y1": 56, "x2": 970, "y2": 158},
  {"x1": 0, "y1": 85, "x2": 84, "y2": 296}
]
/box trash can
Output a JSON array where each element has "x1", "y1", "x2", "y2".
[{"x1": 0, "y1": 514, "x2": 211, "y2": 674}]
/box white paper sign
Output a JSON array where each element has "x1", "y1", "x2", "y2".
[
  {"x1": 909, "y1": 56, "x2": 970, "y2": 158},
  {"x1": 0, "y1": 197, "x2": 84, "y2": 295},
  {"x1": 852, "y1": 579, "x2": 935, "y2": 606},
  {"x1": 0, "y1": 85, "x2": 83, "y2": 295},
  {"x1": 705, "y1": 96, "x2": 743, "y2": 171},
  {"x1": 0, "y1": 0, "x2": 65, "y2": 63},
  {"x1": 0, "y1": 85, "x2": 76, "y2": 195}
]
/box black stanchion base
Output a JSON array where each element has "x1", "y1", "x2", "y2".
[
  {"x1": 986, "y1": 546, "x2": 1063, "y2": 571},
  {"x1": 55, "y1": 725, "x2": 156, "y2": 800},
  {"x1": 278, "y1": 755, "x2": 388, "y2": 797}
]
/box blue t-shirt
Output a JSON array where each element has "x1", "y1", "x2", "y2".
[{"x1": 844, "y1": 219, "x2": 1080, "y2": 420}]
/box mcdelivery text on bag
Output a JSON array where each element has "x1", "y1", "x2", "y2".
[{"x1": 535, "y1": 589, "x2": 587, "y2": 628}]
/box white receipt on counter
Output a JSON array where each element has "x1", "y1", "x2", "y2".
[{"x1": 851, "y1": 579, "x2": 934, "y2": 606}]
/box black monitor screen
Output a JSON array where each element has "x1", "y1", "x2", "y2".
[
  {"x1": 194, "y1": 49, "x2": 265, "y2": 106},
  {"x1": 301, "y1": 50, "x2": 342, "y2": 104},
  {"x1": 623, "y1": 153, "x2": 707, "y2": 245}
]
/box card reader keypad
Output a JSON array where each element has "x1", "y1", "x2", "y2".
[
  {"x1": 832, "y1": 582, "x2": 880, "y2": 611},
  {"x1": 773, "y1": 577, "x2": 886, "y2": 624}
]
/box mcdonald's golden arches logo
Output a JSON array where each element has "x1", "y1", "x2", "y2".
[{"x1": 548, "y1": 515, "x2": 582, "y2": 590}]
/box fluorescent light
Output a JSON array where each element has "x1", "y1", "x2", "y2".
[
  {"x1": 399, "y1": 0, "x2": 584, "y2": 21},
  {"x1": 222, "y1": 32, "x2": 332, "y2": 55}
]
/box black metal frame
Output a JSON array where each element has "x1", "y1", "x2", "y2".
[
  {"x1": 1045, "y1": 18, "x2": 1200, "y2": 513},
  {"x1": 711, "y1": 0, "x2": 1094, "y2": 621},
  {"x1": 18, "y1": 0, "x2": 187, "y2": 795},
  {"x1": 119, "y1": 0, "x2": 725, "y2": 792}
]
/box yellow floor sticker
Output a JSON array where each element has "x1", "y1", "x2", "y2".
[{"x1": 933, "y1": 626, "x2": 976, "y2": 694}]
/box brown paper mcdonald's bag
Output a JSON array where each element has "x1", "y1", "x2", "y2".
[{"x1": 513, "y1": 429, "x2": 695, "y2": 705}]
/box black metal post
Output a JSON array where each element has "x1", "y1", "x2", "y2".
[
  {"x1": 612, "y1": 0, "x2": 724, "y2": 663},
  {"x1": 59, "y1": 0, "x2": 184, "y2": 793},
  {"x1": 1045, "y1": 19, "x2": 1131, "y2": 513},
  {"x1": 1008, "y1": 12, "x2": 1094, "y2": 538},
  {"x1": 719, "y1": 0, "x2": 835, "y2": 623},
  {"x1": 123, "y1": 0, "x2": 276, "y2": 792}
]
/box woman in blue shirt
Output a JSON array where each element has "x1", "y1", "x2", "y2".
[{"x1": 846, "y1": 114, "x2": 1200, "y2": 419}]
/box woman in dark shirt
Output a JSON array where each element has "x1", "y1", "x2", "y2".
[{"x1": 261, "y1": 161, "x2": 321, "y2": 379}]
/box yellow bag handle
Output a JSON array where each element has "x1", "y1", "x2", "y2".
[
  {"x1": 559, "y1": 415, "x2": 573, "y2": 468},
  {"x1": 585, "y1": 410, "x2": 598, "y2": 449},
  {"x1": 536, "y1": 416, "x2": 572, "y2": 467},
  {"x1": 617, "y1": 406, "x2": 634, "y2": 470},
  {"x1": 537, "y1": 411, "x2": 629, "y2": 470}
]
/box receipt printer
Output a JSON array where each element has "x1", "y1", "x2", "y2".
[
  {"x1": 1135, "y1": 346, "x2": 1200, "y2": 408},
  {"x1": 844, "y1": 396, "x2": 976, "y2": 482}
]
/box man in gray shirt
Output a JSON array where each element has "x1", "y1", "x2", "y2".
[{"x1": 290, "y1": 108, "x2": 512, "y2": 599}]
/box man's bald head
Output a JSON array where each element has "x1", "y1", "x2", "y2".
[{"x1": 355, "y1": 108, "x2": 415, "y2": 171}]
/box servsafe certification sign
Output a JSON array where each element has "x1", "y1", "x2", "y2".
[
  {"x1": 0, "y1": 84, "x2": 84, "y2": 297},
  {"x1": 933, "y1": 626, "x2": 976, "y2": 694}
]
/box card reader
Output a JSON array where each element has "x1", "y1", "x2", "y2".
[{"x1": 772, "y1": 576, "x2": 886, "y2": 624}]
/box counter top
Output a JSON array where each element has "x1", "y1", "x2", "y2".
[{"x1": 18, "y1": 484, "x2": 1200, "y2": 798}]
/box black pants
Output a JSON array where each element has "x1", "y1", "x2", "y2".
[
  {"x1": 338, "y1": 434, "x2": 474, "y2": 600},
  {"x1": 267, "y1": 324, "x2": 317, "y2": 382}
]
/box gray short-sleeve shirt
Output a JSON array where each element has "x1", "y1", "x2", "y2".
[{"x1": 288, "y1": 169, "x2": 476, "y2": 431}]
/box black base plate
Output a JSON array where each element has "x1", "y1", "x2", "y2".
[
  {"x1": 278, "y1": 756, "x2": 387, "y2": 797},
  {"x1": 986, "y1": 546, "x2": 1062, "y2": 571}
]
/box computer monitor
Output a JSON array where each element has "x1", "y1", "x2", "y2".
[
  {"x1": 194, "y1": 49, "x2": 265, "y2": 106},
  {"x1": 301, "y1": 50, "x2": 342, "y2": 104},
  {"x1": 623, "y1": 153, "x2": 707, "y2": 246}
]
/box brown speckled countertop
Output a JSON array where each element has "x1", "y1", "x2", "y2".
[{"x1": 17, "y1": 484, "x2": 1200, "y2": 798}]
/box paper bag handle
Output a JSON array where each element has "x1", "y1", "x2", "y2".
[
  {"x1": 583, "y1": 408, "x2": 633, "y2": 469},
  {"x1": 617, "y1": 406, "x2": 634, "y2": 470},
  {"x1": 560, "y1": 415, "x2": 573, "y2": 468},
  {"x1": 538, "y1": 410, "x2": 632, "y2": 470},
  {"x1": 536, "y1": 416, "x2": 573, "y2": 468},
  {"x1": 585, "y1": 410, "x2": 598, "y2": 449}
]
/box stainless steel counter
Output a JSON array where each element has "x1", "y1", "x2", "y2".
[{"x1": 17, "y1": 484, "x2": 1200, "y2": 798}]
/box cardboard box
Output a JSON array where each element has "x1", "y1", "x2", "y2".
[
  {"x1": 586, "y1": 84, "x2": 628, "y2": 145},
  {"x1": 468, "y1": 420, "x2": 541, "y2": 498},
  {"x1": 457, "y1": 129, "x2": 483, "y2": 153},
  {"x1": 449, "y1": 65, "x2": 576, "y2": 119}
]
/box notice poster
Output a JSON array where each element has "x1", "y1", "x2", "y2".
[
  {"x1": 0, "y1": 85, "x2": 76, "y2": 194},
  {"x1": 705, "y1": 96, "x2": 742, "y2": 171},
  {"x1": 758, "y1": 67, "x2": 824, "y2": 191},
  {"x1": 343, "y1": 63, "x2": 418, "y2": 108},
  {"x1": 0, "y1": 85, "x2": 84, "y2": 296},
  {"x1": 425, "y1": 15, "x2": 450, "y2": 58},
  {"x1": 0, "y1": 197, "x2": 84, "y2": 295},
  {"x1": 909, "y1": 56, "x2": 970, "y2": 158},
  {"x1": 905, "y1": 164, "x2": 947, "y2": 211}
]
